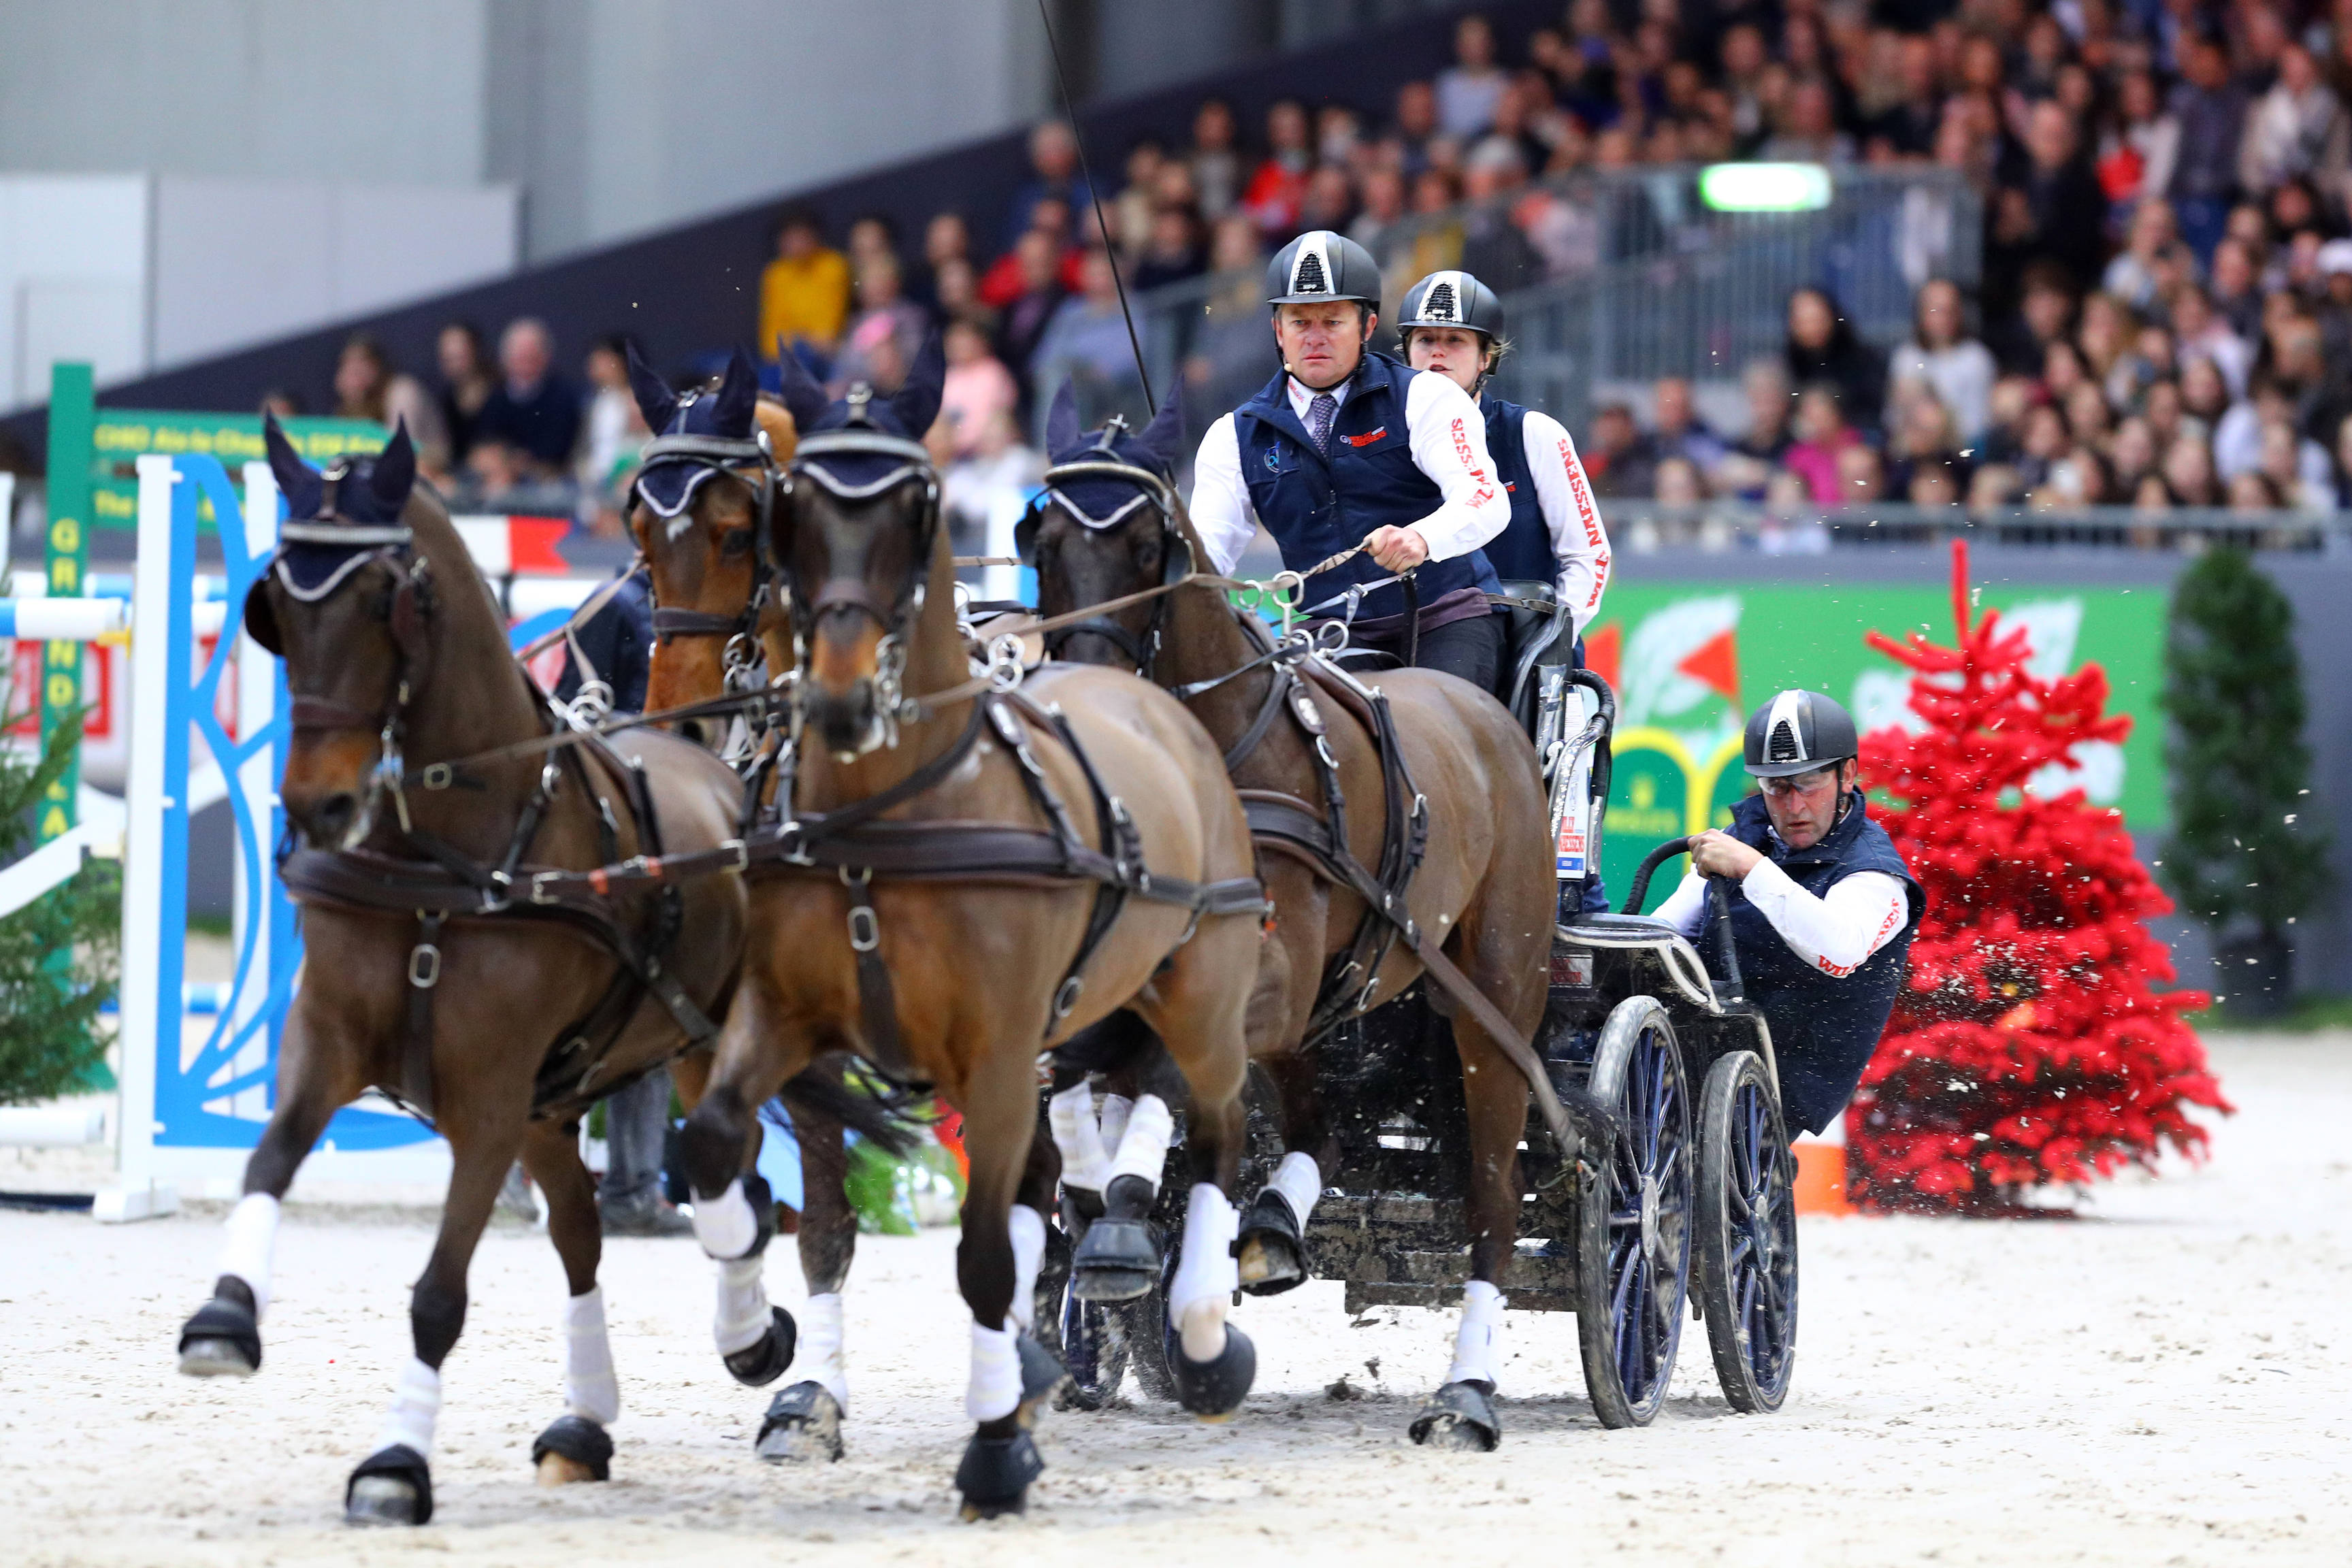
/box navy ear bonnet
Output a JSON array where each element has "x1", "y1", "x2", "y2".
[
  {"x1": 631, "y1": 345, "x2": 762, "y2": 517},
  {"x1": 781, "y1": 333, "x2": 945, "y2": 493},
  {"x1": 265, "y1": 415, "x2": 419, "y2": 597},
  {"x1": 1040, "y1": 386, "x2": 1185, "y2": 528}
]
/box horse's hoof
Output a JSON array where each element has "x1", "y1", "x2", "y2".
[
  {"x1": 178, "y1": 1295, "x2": 261, "y2": 1377},
  {"x1": 1068, "y1": 1216, "x2": 1158, "y2": 1303},
  {"x1": 345, "y1": 1444, "x2": 433, "y2": 1526},
  {"x1": 530, "y1": 1414, "x2": 613, "y2": 1484},
  {"x1": 722, "y1": 1305, "x2": 798, "y2": 1388},
  {"x1": 953, "y1": 1429, "x2": 1043, "y2": 1521},
  {"x1": 1170, "y1": 1322, "x2": 1255, "y2": 1420},
  {"x1": 1409, "y1": 1380, "x2": 1501, "y2": 1452},
  {"x1": 1235, "y1": 1190, "x2": 1307, "y2": 1296},
  {"x1": 755, "y1": 1381, "x2": 844, "y2": 1463},
  {"x1": 1015, "y1": 1335, "x2": 1070, "y2": 1429}
]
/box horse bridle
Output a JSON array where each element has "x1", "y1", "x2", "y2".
[
  {"x1": 1015, "y1": 437, "x2": 1192, "y2": 676},
  {"x1": 773, "y1": 416, "x2": 944, "y2": 751},
  {"x1": 255, "y1": 461, "x2": 439, "y2": 835},
  {"x1": 636, "y1": 424, "x2": 781, "y2": 686}
]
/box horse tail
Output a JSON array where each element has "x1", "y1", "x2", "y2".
[{"x1": 772, "y1": 1057, "x2": 925, "y2": 1158}]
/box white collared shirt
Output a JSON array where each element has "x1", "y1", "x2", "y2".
[
  {"x1": 1188, "y1": 364, "x2": 1510, "y2": 576},
  {"x1": 1513, "y1": 406, "x2": 1612, "y2": 638},
  {"x1": 1655, "y1": 859, "x2": 1908, "y2": 979}
]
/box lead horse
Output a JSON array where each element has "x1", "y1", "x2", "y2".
[
  {"x1": 1022, "y1": 394, "x2": 1567, "y2": 1450},
  {"x1": 172, "y1": 423, "x2": 872, "y2": 1524},
  {"x1": 655, "y1": 356, "x2": 1271, "y2": 1518}
]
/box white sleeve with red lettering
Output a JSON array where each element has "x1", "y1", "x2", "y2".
[
  {"x1": 1740, "y1": 862, "x2": 1910, "y2": 977},
  {"x1": 1399, "y1": 370, "x2": 1512, "y2": 560},
  {"x1": 1518, "y1": 408, "x2": 1612, "y2": 638}
]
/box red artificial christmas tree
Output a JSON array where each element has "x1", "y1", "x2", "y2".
[{"x1": 1846, "y1": 542, "x2": 2227, "y2": 1211}]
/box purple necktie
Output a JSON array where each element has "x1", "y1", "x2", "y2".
[{"x1": 1307, "y1": 391, "x2": 1337, "y2": 452}]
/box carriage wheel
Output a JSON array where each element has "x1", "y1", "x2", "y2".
[
  {"x1": 1573, "y1": 995, "x2": 1692, "y2": 1428},
  {"x1": 1693, "y1": 1051, "x2": 1799, "y2": 1413}
]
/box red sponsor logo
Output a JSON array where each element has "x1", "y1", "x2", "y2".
[
  {"x1": 1560, "y1": 439, "x2": 1604, "y2": 547},
  {"x1": 1505, "y1": 481, "x2": 1517, "y2": 491},
  {"x1": 1471, "y1": 487, "x2": 1497, "y2": 507},
  {"x1": 1814, "y1": 900, "x2": 1905, "y2": 977},
  {"x1": 1343, "y1": 427, "x2": 1388, "y2": 446}
]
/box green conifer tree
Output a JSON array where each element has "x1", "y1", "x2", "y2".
[
  {"x1": 0, "y1": 708, "x2": 120, "y2": 1101},
  {"x1": 2159, "y1": 548, "x2": 2329, "y2": 1014}
]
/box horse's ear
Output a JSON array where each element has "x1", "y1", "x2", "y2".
[
  {"x1": 625, "y1": 340, "x2": 680, "y2": 432},
  {"x1": 889, "y1": 331, "x2": 945, "y2": 437},
  {"x1": 714, "y1": 347, "x2": 760, "y2": 437},
  {"x1": 369, "y1": 420, "x2": 417, "y2": 512},
  {"x1": 774, "y1": 339, "x2": 832, "y2": 432},
  {"x1": 264, "y1": 414, "x2": 324, "y2": 520},
  {"x1": 1044, "y1": 383, "x2": 1082, "y2": 461},
  {"x1": 1137, "y1": 396, "x2": 1185, "y2": 472}
]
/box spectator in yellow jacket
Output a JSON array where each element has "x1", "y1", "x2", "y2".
[{"x1": 760, "y1": 209, "x2": 851, "y2": 363}]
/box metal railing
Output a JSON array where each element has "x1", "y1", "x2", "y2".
[
  {"x1": 1597, "y1": 501, "x2": 2350, "y2": 555},
  {"x1": 1106, "y1": 164, "x2": 1982, "y2": 463}
]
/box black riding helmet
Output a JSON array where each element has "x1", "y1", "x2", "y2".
[
  {"x1": 1396, "y1": 270, "x2": 1505, "y2": 340},
  {"x1": 1266, "y1": 230, "x2": 1384, "y2": 307},
  {"x1": 1744, "y1": 689, "x2": 1860, "y2": 778}
]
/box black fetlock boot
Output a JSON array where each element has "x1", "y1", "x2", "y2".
[
  {"x1": 345, "y1": 1445, "x2": 434, "y2": 1526},
  {"x1": 756, "y1": 1381, "x2": 845, "y2": 1463},
  {"x1": 1409, "y1": 1379, "x2": 1501, "y2": 1451},
  {"x1": 531, "y1": 1415, "x2": 615, "y2": 1481},
  {"x1": 1068, "y1": 1174, "x2": 1159, "y2": 1303},
  {"x1": 178, "y1": 1275, "x2": 262, "y2": 1377},
  {"x1": 1167, "y1": 1318, "x2": 1256, "y2": 1421}
]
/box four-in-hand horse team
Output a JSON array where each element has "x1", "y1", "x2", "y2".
[{"x1": 172, "y1": 230, "x2": 1923, "y2": 1524}]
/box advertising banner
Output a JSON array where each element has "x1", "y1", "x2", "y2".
[{"x1": 1582, "y1": 582, "x2": 2167, "y2": 900}]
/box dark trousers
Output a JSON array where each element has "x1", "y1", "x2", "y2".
[
  {"x1": 1347, "y1": 611, "x2": 1504, "y2": 693},
  {"x1": 600, "y1": 1066, "x2": 672, "y2": 1209}
]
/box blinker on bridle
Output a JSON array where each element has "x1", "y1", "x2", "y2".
[{"x1": 635, "y1": 416, "x2": 783, "y2": 664}]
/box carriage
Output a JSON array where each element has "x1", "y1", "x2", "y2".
[{"x1": 1053, "y1": 585, "x2": 1802, "y2": 1428}]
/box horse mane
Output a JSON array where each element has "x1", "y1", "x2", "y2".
[{"x1": 401, "y1": 479, "x2": 543, "y2": 737}]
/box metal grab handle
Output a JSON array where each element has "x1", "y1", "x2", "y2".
[
  {"x1": 1707, "y1": 875, "x2": 1745, "y2": 1003},
  {"x1": 1622, "y1": 835, "x2": 1694, "y2": 916}
]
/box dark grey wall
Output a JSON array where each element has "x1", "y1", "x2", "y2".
[{"x1": 1630, "y1": 544, "x2": 2352, "y2": 998}]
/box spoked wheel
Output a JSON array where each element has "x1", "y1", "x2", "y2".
[
  {"x1": 1694, "y1": 1051, "x2": 1798, "y2": 1412},
  {"x1": 1574, "y1": 995, "x2": 1692, "y2": 1428}
]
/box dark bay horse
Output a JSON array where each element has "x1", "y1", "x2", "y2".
[
  {"x1": 172, "y1": 422, "x2": 808, "y2": 1525},
  {"x1": 657, "y1": 359, "x2": 1270, "y2": 1518},
  {"x1": 1022, "y1": 394, "x2": 1558, "y2": 1451}
]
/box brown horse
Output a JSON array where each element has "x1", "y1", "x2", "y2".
[
  {"x1": 662, "y1": 358, "x2": 1269, "y2": 1518},
  {"x1": 1022, "y1": 394, "x2": 1558, "y2": 1451},
  {"x1": 619, "y1": 346, "x2": 879, "y2": 1464},
  {"x1": 171, "y1": 421, "x2": 816, "y2": 1526}
]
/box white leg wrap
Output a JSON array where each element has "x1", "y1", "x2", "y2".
[
  {"x1": 562, "y1": 1288, "x2": 620, "y2": 1426},
  {"x1": 713, "y1": 1256, "x2": 771, "y2": 1357},
  {"x1": 799, "y1": 1291, "x2": 848, "y2": 1405},
  {"x1": 216, "y1": 1192, "x2": 281, "y2": 1316},
  {"x1": 374, "y1": 1357, "x2": 442, "y2": 1457},
  {"x1": 1007, "y1": 1205, "x2": 1047, "y2": 1334},
  {"x1": 1443, "y1": 1279, "x2": 1507, "y2": 1388},
  {"x1": 1048, "y1": 1082, "x2": 1109, "y2": 1193},
  {"x1": 691, "y1": 1177, "x2": 759, "y2": 1260},
  {"x1": 1171, "y1": 1182, "x2": 1238, "y2": 1363},
  {"x1": 1097, "y1": 1093, "x2": 1133, "y2": 1154},
  {"x1": 1106, "y1": 1093, "x2": 1174, "y2": 1192},
  {"x1": 966, "y1": 1320, "x2": 1022, "y2": 1422},
  {"x1": 1269, "y1": 1150, "x2": 1322, "y2": 1226}
]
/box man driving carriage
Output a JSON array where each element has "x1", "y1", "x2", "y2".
[
  {"x1": 1186, "y1": 229, "x2": 1516, "y2": 690},
  {"x1": 1648, "y1": 690, "x2": 1926, "y2": 1134}
]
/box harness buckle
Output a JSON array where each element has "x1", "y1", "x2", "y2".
[
  {"x1": 483, "y1": 869, "x2": 512, "y2": 913},
  {"x1": 777, "y1": 821, "x2": 813, "y2": 866},
  {"x1": 1052, "y1": 975, "x2": 1085, "y2": 1019},
  {"x1": 529, "y1": 872, "x2": 561, "y2": 905},
  {"x1": 420, "y1": 762, "x2": 455, "y2": 791},
  {"x1": 722, "y1": 838, "x2": 749, "y2": 872},
  {"x1": 408, "y1": 942, "x2": 442, "y2": 989},
  {"x1": 846, "y1": 904, "x2": 881, "y2": 953}
]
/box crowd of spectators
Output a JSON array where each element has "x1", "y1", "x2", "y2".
[{"x1": 303, "y1": 1, "x2": 2352, "y2": 538}]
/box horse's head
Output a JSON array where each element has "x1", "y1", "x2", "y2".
[
  {"x1": 243, "y1": 417, "x2": 431, "y2": 849},
  {"x1": 1021, "y1": 387, "x2": 1190, "y2": 672},
  {"x1": 625, "y1": 346, "x2": 794, "y2": 735},
  {"x1": 770, "y1": 336, "x2": 947, "y2": 760}
]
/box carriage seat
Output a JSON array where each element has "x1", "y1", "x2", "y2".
[{"x1": 1491, "y1": 580, "x2": 1575, "y2": 737}]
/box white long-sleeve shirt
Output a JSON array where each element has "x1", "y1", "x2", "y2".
[
  {"x1": 1514, "y1": 406, "x2": 1612, "y2": 638},
  {"x1": 1656, "y1": 859, "x2": 1909, "y2": 979},
  {"x1": 1188, "y1": 367, "x2": 1511, "y2": 578}
]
